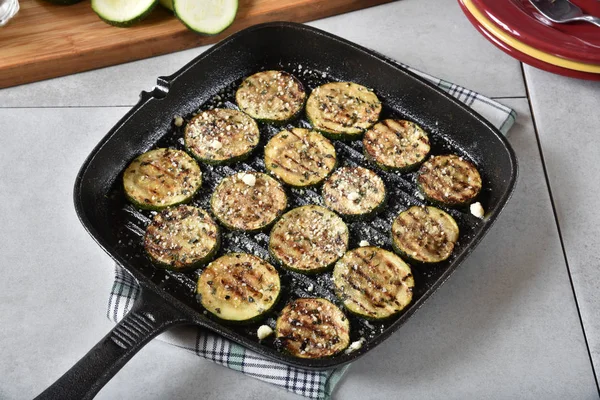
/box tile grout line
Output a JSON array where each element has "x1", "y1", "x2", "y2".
[{"x1": 520, "y1": 63, "x2": 600, "y2": 396}]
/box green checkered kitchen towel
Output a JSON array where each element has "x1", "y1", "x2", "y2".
[{"x1": 108, "y1": 63, "x2": 516, "y2": 400}]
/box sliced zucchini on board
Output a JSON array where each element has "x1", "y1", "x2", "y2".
[
  {"x1": 264, "y1": 128, "x2": 336, "y2": 187},
  {"x1": 276, "y1": 298, "x2": 350, "y2": 359},
  {"x1": 211, "y1": 172, "x2": 287, "y2": 232},
  {"x1": 305, "y1": 82, "x2": 381, "y2": 140},
  {"x1": 391, "y1": 205, "x2": 459, "y2": 264},
  {"x1": 184, "y1": 108, "x2": 260, "y2": 165},
  {"x1": 322, "y1": 166, "x2": 386, "y2": 219},
  {"x1": 417, "y1": 154, "x2": 482, "y2": 206},
  {"x1": 269, "y1": 205, "x2": 349, "y2": 274},
  {"x1": 174, "y1": 0, "x2": 238, "y2": 35},
  {"x1": 235, "y1": 70, "x2": 306, "y2": 123},
  {"x1": 333, "y1": 247, "x2": 414, "y2": 320},
  {"x1": 92, "y1": 0, "x2": 158, "y2": 27},
  {"x1": 123, "y1": 148, "x2": 202, "y2": 210},
  {"x1": 144, "y1": 205, "x2": 220, "y2": 270},
  {"x1": 197, "y1": 253, "x2": 280, "y2": 323},
  {"x1": 363, "y1": 119, "x2": 430, "y2": 172}
]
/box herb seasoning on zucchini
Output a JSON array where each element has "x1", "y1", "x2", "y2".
[
  {"x1": 269, "y1": 205, "x2": 348, "y2": 274},
  {"x1": 264, "y1": 128, "x2": 337, "y2": 187},
  {"x1": 144, "y1": 205, "x2": 220, "y2": 270},
  {"x1": 333, "y1": 247, "x2": 414, "y2": 320},
  {"x1": 305, "y1": 82, "x2": 381, "y2": 140},
  {"x1": 276, "y1": 298, "x2": 350, "y2": 358},
  {"x1": 210, "y1": 172, "x2": 287, "y2": 231},
  {"x1": 123, "y1": 148, "x2": 202, "y2": 210},
  {"x1": 184, "y1": 108, "x2": 259, "y2": 165},
  {"x1": 197, "y1": 253, "x2": 280, "y2": 323}
]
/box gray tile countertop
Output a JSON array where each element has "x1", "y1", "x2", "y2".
[{"x1": 0, "y1": 0, "x2": 598, "y2": 399}]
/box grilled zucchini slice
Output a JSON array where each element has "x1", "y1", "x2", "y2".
[
  {"x1": 391, "y1": 205, "x2": 459, "y2": 264},
  {"x1": 322, "y1": 166, "x2": 386, "y2": 219},
  {"x1": 123, "y1": 148, "x2": 202, "y2": 210},
  {"x1": 184, "y1": 108, "x2": 260, "y2": 165},
  {"x1": 363, "y1": 119, "x2": 430, "y2": 171},
  {"x1": 235, "y1": 70, "x2": 306, "y2": 123},
  {"x1": 417, "y1": 154, "x2": 482, "y2": 206},
  {"x1": 211, "y1": 172, "x2": 287, "y2": 232},
  {"x1": 306, "y1": 82, "x2": 381, "y2": 140},
  {"x1": 144, "y1": 205, "x2": 220, "y2": 270},
  {"x1": 269, "y1": 205, "x2": 349, "y2": 274},
  {"x1": 264, "y1": 128, "x2": 337, "y2": 187},
  {"x1": 333, "y1": 247, "x2": 414, "y2": 320},
  {"x1": 197, "y1": 253, "x2": 280, "y2": 323},
  {"x1": 276, "y1": 298, "x2": 350, "y2": 358}
]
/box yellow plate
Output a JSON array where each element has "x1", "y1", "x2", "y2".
[{"x1": 463, "y1": 0, "x2": 600, "y2": 73}]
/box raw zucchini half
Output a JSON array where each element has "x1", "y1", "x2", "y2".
[
  {"x1": 391, "y1": 205, "x2": 459, "y2": 264},
  {"x1": 306, "y1": 82, "x2": 381, "y2": 140},
  {"x1": 264, "y1": 128, "x2": 336, "y2": 187},
  {"x1": 363, "y1": 119, "x2": 430, "y2": 171},
  {"x1": 322, "y1": 166, "x2": 386, "y2": 219},
  {"x1": 123, "y1": 148, "x2": 202, "y2": 210},
  {"x1": 235, "y1": 70, "x2": 306, "y2": 123},
  {"x1": 269, "y1": 205, "x2": 349, "y2": 274},
  {"x1": 92, "y1": 0, "x2": 158, "y2": 27},
  {"x1": 417, "y1": 154, "x2": 482, "y2": 206},
  {"x1": 276, "y1": 298, "x2": 350, "y2": 359},
  {"x1": 333, "y1": 247, "x2": 414, "y2": 320},
  {"x1": 184, "y1": 108, "x2": 260, "y2": 165},
  {"x1": 174, "y1": 0, "x2": 238, "y2": 35},
  {"x1": 144, "y1": 205, "x2": 220, "y2": 270},
  {"x1": 210, "y1": 172, "x2": 287, "y2": 232},
  {"x1": 197, "y1": 253, "x2": 280, "y2": 323}
]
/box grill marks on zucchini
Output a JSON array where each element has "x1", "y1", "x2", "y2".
[
  {"x1": 306, "y1": 82, "x2": 381, "y2": 139},
  {"x1": 363, "y1": 119, "x2": 430, "y2": 171},
  {"x1": 269, "y1": 205, "x2": 348, "y2": 274},
  {"x1": 236, "y1": 70, "x2": 306, "y2": 123},
  {"x1": 276, "y1": 298, "x2": 350, "y2": 358},
  {"x1": 418, "y1": 154, "x2": 482, "y2": 206},
  {"x1": 264, "y1": 128, "x2": 336, "y2": 187},
  {"x1": 322, "y1": 166, "x2": 386, "y2": 219},
  {"x1": 184, "y1": 108, "x2": 259, "y2": 165},
  {"x1": 211, "y1": 172, "x2": 287, "y2": 231},
  {"x1": 333, "y1": 247, "x2": 414, "y2": 320},
  {"x1": 144, "y1": 205, "x2": 219, "y2": 270},
  {"x1": 391, "y1": 206, "x2": 459, "y2": 264},
  {"x1": 197, "y1": 253, "x2": 280, "y2": 323},
  {"x1": 123, "y1": 148, "x2": 202, "y2": 210}
]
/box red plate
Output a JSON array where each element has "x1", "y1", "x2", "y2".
[
  {"x1": 458, "y1": 0, "x2": 600, "y2": 81},
  {"x1": 472, "y1": 0, "x2": 600, "y2": 64}
]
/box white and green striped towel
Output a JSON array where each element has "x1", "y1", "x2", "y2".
[{"x1": 108, "y1": 63, "x2": 516, "y2": 400}]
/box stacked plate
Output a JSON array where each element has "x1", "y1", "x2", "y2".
[{"x1": 458, "y1": 0, "x2": 600, "y2": 80}]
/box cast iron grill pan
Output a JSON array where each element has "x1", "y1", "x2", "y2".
[{"x1": 37, "y1": 22, "x2": 517, "y2": 400}]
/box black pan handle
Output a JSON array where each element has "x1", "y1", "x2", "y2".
[{"x1": 35, "y1": 286, "x2": 190, "y2": 400}]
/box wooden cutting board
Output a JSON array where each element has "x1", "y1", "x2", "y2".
[{"x1": 0, "y1": 0, "x2": 394, "y2": 89}]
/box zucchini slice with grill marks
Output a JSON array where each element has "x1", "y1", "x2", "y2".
[
  {"x1": 211, "y1": 172, "x2": 287, "y2": 232},
  {"x1": 276, "y1": 298, "x2": 350, "y2": 358},
  {"x1": 235, "y1": 70, "x2": 306, "y2": 123},
  {"x1": 123, "y1": 148, "x2": 202, "y2": 210},
  {"x1": 322, "y1": 166, "x2": 386, "y2": 219},
  {"x1": 333, "y1": 247, "x2": 414, "y2": 320},
  {"x1": 363, "y1": 119, "x2": 430, "y2": 171},
  {"x1": 197, "y1": 253, "x2": 280, "y2": 323},
  {"x1": 391, "y1": 205, "x2": 459, "y2": 264},
  {"x1": 417, "y1": 154, "x2": 482, "y2": 206},
  {"x1": 264, "y1": 128, "x2": 337, "y2": 187},
  {"x1": 184, "y1": 108, "x2": 259, "y2": 165},
  {"x1": 269, "y1": 205, "x2": 348, "y2": 274},
  {"x1": 144, "y1": 205, "x2": 220, "y2": 270},
  {"x1": 306, "y1": 82, "x2": 381, "y2": 140}
]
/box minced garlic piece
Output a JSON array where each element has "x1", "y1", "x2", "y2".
[
  {"x1": 470, "y1": 202, "x2": 485, "y2": 219},
  {"x1": 257, "y1": 325, "x2": 273, "y2": 340}
]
